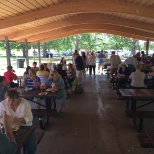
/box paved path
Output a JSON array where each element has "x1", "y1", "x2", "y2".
[{"x1": 35, "y1": 74, "x2": 154, "y2": 154}]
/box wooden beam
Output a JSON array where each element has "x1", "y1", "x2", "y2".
[
  {"x1": 0, "y1": 0, "x2": 153, "y2": 29},
  {"x1": 17, "y1": 24, "x2": 153, "y2": 42},
  {"x1": 32, "y1": 29, "x2": 151, "y2": 44},
  {"x1": 2, "y1": 13, "x2": 154, "y2": 41}
]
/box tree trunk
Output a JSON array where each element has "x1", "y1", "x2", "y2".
[
  {"x1": 74, "y1": 35, "x2": 80, "y2": 50},
  {"x1": 43, "y1": 42, "x2": 47, "y2": 58},
  {"x1": 22, "y1": 44, "x2": 26, "y2": 57},
  {"x1": 131, "y1": 39, "x2": 138, "y2": 55}
]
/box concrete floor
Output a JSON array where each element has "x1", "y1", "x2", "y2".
[{"x1": 35, "y1": 74, "x2": 154, "y2": 154}]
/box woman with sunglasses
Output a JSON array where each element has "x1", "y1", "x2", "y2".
[{"x1": 41, "y1": 71, "x2": 66, "y2": 115}]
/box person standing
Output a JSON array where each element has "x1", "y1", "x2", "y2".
[
  {"x1": 109, "y1": 51, "x2": 121, "y2": 78},
  {"x1": 88, "y1": 51, "x2": 96, "y2": 77},
  {"x1": 74, "y1": 53, "x2": 84, "y2": 84},
  {"x1": 98, "y1": 50, "x2": 105, "y2": 74}
]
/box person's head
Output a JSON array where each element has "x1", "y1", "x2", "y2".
[
  {"x1": 135, "y1": 63, "x2": 141, "y2": 70},
  {"x1": 112, "y1": 51, "x2": 115, "y2": 55},
  {"x1": 82, "y1": 52, "x2": 85, "y2": 56},
  {"x1": 50, "y1": 70, "x2": 61, "y2": 81},
  {"x1": 68, "y1": 63, "x2": 73, "y2": 69},
  {"x1": 61, "y1": 57, "x2": 65, "y2": 60},
  {"x1": 57, "y1": 64, "x2": 63, "y2": 70},
  {"x1": 39, "y1": 64, "x2": 44, "y2": 71},
  {"x1": 141, "y1": 51, "x2": 145, "y2": 55},
  {"x1": 29, "y1": 69, "x2": 36, "y2": 78},
  {"x1": 0, "y1": 76, "x2": 6, "y2": 85},
  {"x1": 25, "y1": 66, "x2": 31, "y2": 73},
  {"x1": 5, "y1": 89, "x2": 20, "y2": 107},
  {"x1": 74, "y1": 53, "x2": 79, "y2": 59},
  {"x1": 33, "y1": 62, "x2": 37, "y2": 68},
  {"x1": 7, "y1": 66, "x2": 13, "y2": 71}
]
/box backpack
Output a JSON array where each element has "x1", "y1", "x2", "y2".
[{"x1": 74, "y1": 85, "x2": 84, "y2": 94}]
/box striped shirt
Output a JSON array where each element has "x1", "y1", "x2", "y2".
[
  {"x1": 36, "y1": 70, "x2": 49, "y2": 86},
  {"x1": 25, "y1": 76, "x2": 40, "y2": 89}
]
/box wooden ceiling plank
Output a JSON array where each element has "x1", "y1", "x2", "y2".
[
  {"x1": 6, "y1": 0, "x2": 31, "y2": 11},
  {"x1": 18, "y1": 0, "x2": 37, "y2": 10},
  {"x1": 43, "y1": 0, "x2": 54, "y2": 5},
  {"x1": 1, "y1": 1, "x2": 23, "y2": 12},
  {"x1": 26, "y1": 0, "x2": 42, "y2": 8},
  {"x1": 0, "y1": 0, "x2": 154, "y2": 29},
  {"x1": 35, "y1": 0, "x2": 48, "y2": 7},
  {"x1": 0, "y1": 1, "x2": 23, "y2": 13}
]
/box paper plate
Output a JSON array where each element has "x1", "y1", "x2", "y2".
[
  {"x1": 46, "y1": 88, "x2": 52, "y2": 92},
  {"x1": 12, "y1": 125, "x2": 20, "y2": 132},
  {"x1": 39, "y1": 92, "x2": 48, "y2": 95}
]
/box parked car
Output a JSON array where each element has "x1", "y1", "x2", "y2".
[
  {"x1": 62, "y1": 51, "x2": 73, "y2": 56},
  {"x1": 33, "y1": 51, "x2": 38, "y2": 55}
]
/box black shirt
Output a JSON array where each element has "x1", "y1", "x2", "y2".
[{"x1": 75, "y1": 56, "x2": 84, "y2": 71}]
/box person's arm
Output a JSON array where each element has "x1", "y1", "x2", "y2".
[
  {"x1": 11, "y1": 72, "x2": 18, "y2": 81},
  {"x1": 3, "y1": 112, "x2": 16, "y2": 143}
]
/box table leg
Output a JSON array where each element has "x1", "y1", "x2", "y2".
[
  {"x1": 131, "y1": 98, "x2": 136, "y2": 112},
  {"x1": 54, "y1": 99, "x2": 56, "y2": 109}
]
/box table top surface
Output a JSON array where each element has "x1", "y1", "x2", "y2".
[
  {"x1": 20, "y1": 88, "x2": 60, "y2": 98},
  {"x1": 13, "y1": 125, "x2": 35, "y2": 150},
  {"x1": 119, "y1": 89, "x2": 154, "y2": 98}
]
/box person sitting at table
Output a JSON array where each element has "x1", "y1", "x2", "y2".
[
  {"x1": 0, "y1": 112, "x2": 17, "y2": 154},
  {"x1": 67, "y1": 63, "x2": 76, "y2": 88},
  {"x1": 44, "y1": 63, "x2": 50, "y2": 73},
  {"x1": 4, "y1": 66, "x2": 18, "y2": 88},
  {"x1": 117, "y1": 63, "x2": 130, "y2": 88},
  {"x1": 60, "y1": 57, "x2": 66, "y2": 66},
  {"x1": 21, "y1": 69, "x2": 41, "y2": 89},
  {"x1": 56, "y1": 64, "x2": 67, "y2": 89},
  {"x1": 41, "y1": 70, "x2": 66, "y2": 115},
  {"x1": 129, "y1": 63, "x2": 145, "y2": 88},
  {"x1": 117, "y1": 62, "x2": 130, "y2": 77},
  {"x1": 0, "y1": 89, "x2": 37, "y2": 154},
  {"x1": 23, "y1": 66, "x2": 31, "y2": 79},
  {"x1": 36, "y1": 64, "x2": 49, "y2": 86},
  {"x1": 0, "y1": 76, "x2": 9, "y2": 102}
]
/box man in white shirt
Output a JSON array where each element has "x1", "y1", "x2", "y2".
[{"x1": 109, "y1": 51, "x2": 121, "y2": 78}]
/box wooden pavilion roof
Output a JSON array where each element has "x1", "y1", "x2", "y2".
[{"x1": 0, "y1": 0, "x2": 154, "y2": 43}]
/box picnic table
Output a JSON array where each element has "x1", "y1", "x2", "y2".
[
  {"x1": 20, "y1": 88, "x2": 61, "y2": 129},
  {"x1": 14, "y1": 125, "x2": 35, "y2": 152}
]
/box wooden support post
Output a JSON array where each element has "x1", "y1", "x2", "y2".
[
  {"x1": 5, "y1": 36, "x2": 11, "y2": 66},
  {"x1": 38, "y1": 41, "x2": 41, "y2": 65},
  {"x1": 25, "y1": 39, "x2": 29, "y2": 66}
]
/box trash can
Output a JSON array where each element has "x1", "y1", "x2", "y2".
[{"x1": 17, "y1": 58, "x2": 25, "y2": 68}]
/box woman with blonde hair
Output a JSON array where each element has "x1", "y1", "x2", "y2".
[
  {"x1": 129, "y1": 63, "x2": 145, "y2": 88},
  {"x1": 41, "y1": 70, "x2": 66, "y2": 115}
]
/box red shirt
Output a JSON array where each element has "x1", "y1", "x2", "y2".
[{"x1": 4, "y1": 71, "x2": 18, "y2": 83}]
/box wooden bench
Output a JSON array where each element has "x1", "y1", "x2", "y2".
[
  {"x1": 32, "y1": 109, "x2": 58, "y2": 130},
  {"x1": 125, "y1": 110, "x2": 154, "y2": 132}
]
